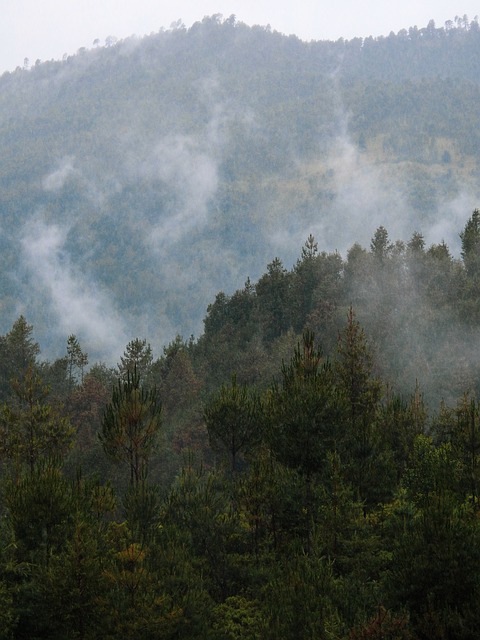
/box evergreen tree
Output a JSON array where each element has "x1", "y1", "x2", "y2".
[
  {"x1": 433, "y1": 394, "x2": 480, "y2": 506},
  {"x1": 256, "y1": 258, "x2": 292, "y2": 343},
  {"x1": 0, "y1": 316, "x2": 40, "y2": 401},
  {"x1": 66, "y1": 334, "x2": 88, "y2": 388},
  {"x1": 335, "y1": 307, "x2": 389, "y2": 508},
  {"x1": 370, "y1": 226, "x2": 392, "y2": 264},
  {"x1": 99, "y1": 367, "x2": 162, "y2": 489},
  {"x1": 117, "y1": 338, "x2": 153, "y2": 385},
  {"x1": 0, "y1": 366, "x2": 74, "y2": 476},
  {"x1": 268, "y1": 330, "x2": 344, "y2": 547},
  {"x1": 460, "y1": 208, "x2": 480, "y2": 278},
  {"x1": 204, "y1": 374, "x2": 264, "y2": 475}
]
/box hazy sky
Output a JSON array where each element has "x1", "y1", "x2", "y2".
[{"x1": 2, "y1": 0, "x2": 479, "y2": 73}]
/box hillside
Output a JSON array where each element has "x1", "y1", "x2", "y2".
[{"x1": 1, "y1": 15, "x2": 480, "y2": 360}]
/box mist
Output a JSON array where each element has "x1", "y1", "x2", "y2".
[
  {"x1": 21, "y1": 217, "x2": 129, "y2": 362},
  {"x1": 0, "y1": 18, "x2": 478, "y2": 373}
]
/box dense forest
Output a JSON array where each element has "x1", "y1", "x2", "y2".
[
  {"x1": 1, "y1": 15, "x2": 480, "y2": 359},
  {"x1": 1, "y1": 206, "x2": 480, "y2": 637},
  {"x1": 2, "y1": 13, "x2": 480, "y2": 639}
]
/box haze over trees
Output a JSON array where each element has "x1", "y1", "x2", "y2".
[
  {"x1": 0, "y1": 209, "x2": 479, "y2": 636},
  {"x1": 1, "y1": 14, "x2": 480, "y2": 360},
  {"x1": 1, "y1": 14, "x2": 480, "y2": 638}
]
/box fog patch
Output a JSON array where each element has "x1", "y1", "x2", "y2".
[
  {"x1": 426, "y1": 190, "x2": 478, "y2": 254},
  {"x1": 146, "y1": 134, "x2": 218, "y2": 248},
  {"x1": 42, "y1": 157, "x2": 77, "y2": 191},
  {"x1": 21, "y1": 217, "x2": 128, "y2": 362}
]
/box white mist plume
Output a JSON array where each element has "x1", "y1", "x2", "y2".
[
  {"x1": 327, "y1": 138, "x2": 412, "y2": 250},
  {"x1": 147, "y1": 134, "x2": 218, "y2": 248},
  {"x1": 42, "y1": 157, "x2": 77, "y2": 191},
  {"x1": 426, "y1": 190, "x2": 478, "y2": 254},
  {"x1": 130, "y1": 84, "x2": 230, "y2": 253},
  {"x1": 21, "y1": 218, "x2": 129, "y2": 362}
]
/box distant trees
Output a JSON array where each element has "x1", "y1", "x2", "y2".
[
  {"x1": 256, "y1": 258, "x2": 292, "y2": 343},
  {"x1": 66, "y1": 334, "x2": 88, "y2": 387},
  {"x1": 117, "y1": 338, "x2": 153, "y2": 384},
  {"x1": 0, "y1": 316, "x2": 40, "y2": 400},
  {"x1": 460, "y1": 208, "x2": 480, "y2": 278}
]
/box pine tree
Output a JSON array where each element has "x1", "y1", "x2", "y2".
[
  {"x1": 204, "y1": 374, "x2": 263, "y2": 475},
  {"x1": 0, "y1": 365, "x2": 74, "y2": 475},
  {"x1": 268, "y1": 330, "x2": 344, "y2": 547},
  {"x1": 117, "y1": 338, "x2": 153, "y2": 385},
  {"x1": 460, "y1": 208, "x2": 480, "y2": 278},
  {"x1": 99, "y1": 367, "x2": 162, "y2": 489},
  {"x1": 256, "y1": 258, "x2": 292, "y2": 343},
  {"x1": 66, "y1": 334, "x2": 88, "y2": 388},
  {"x1": 335, "y1": 307, "x2": 384, "y2": 508},
  {"x1": 0, "y1": 316, "x2": 40, "y2": 401}
]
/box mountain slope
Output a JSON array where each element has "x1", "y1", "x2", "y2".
[{"x1": 0, "y1": 15, "x2": 479, "y2": 360}]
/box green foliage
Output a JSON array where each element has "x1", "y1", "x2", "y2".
[
  {"x1": 431, "y1": 394, "x2": 480, "y2": 505},
  {"x1": 0, "y1": 577, "x2": 17, "y2": 640},
  {"x1": 256, "y1": 258, "x2": 293, "y2": 343},
  {"x1": 0, "y1": 317, "x2": 40, "y2": 402},
  {"x1": 162, "y1": 461, "x2": 240, "y2": 601},
  {"x1": 100, "y1": 367, "x2": 162, "y2": 488},
  {"x1": 460, "y1": 208, "x2": 480, "y2": 278},
  {"x1": 387, "y1": 494, "x2": 480, "y2": 637},
  {"x1": 2, "y1": 152, "x2": 480, "y2": 637},
  {"x1": 211, "y1": 595, "x2": 263, "y2": 639},
  {"x1": 31, "y1": 518, "x2": 109, "y2": 639},
  {"x1": 402, "y1": 435, "x2": 461, "y2": 508},
  {"x1": 269, "y1": 330, "x2": 343, "y2": 480},
  {"x1": 66, "y1": 334, "x2": 88, "y2": 388},
  {"x1": 204, "y1": 375, "x2": 264, "y2": 474},
  {"x1": 117, "y1": 339, "x2": 153, "y2": 385},
  {"x1": 261, "y1": 551, "x2": 340, "y2": 640},
  {"x1": 348, "y1": 606, "x2": 414, "y2": 640},
  {"x1": 0, "y1": 365, "x2": 74, "y2": 475},
  {"x1": 380, "y1": 384, "x2": 427, "y2": 482},
  {"x1": 3, "y1": 462, "x2": 75, "y2": 564},
  {"x1": 336, "y1": 307, "x2": 386, "y2": 505}
]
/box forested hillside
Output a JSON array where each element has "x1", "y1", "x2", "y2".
[
  {"x1": 1, "y1": 14, "x2": 480, "y2": 360},
  {"x1": 0, "y1": 205, "x2": 480, "y2": 640},
  {"x1": 1, "y1": 209, "x2": 480, "y2": 637},
  {"x1": 2, "y1": 17, "x2": 480, "y2": 636}
]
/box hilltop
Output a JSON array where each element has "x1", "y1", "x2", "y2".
[{"x1": 0, "y1": 15, "x2": 479, "y2": 359}]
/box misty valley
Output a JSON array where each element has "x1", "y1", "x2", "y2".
[{"x1": 1, "y1": 13, "x2": 480, "y2": 640}]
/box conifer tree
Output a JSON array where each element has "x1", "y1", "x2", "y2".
[
  {"x1": 100, "y1": 366, "x2": 162, "y2": 489},
  {"x1": 460, "y1": 208, "x2": 480, "y2": 278},
  {"x1": 0, "y1": 316, "x2": 40, "y2": 401},
  {"x1": 269, "y1": 330, "x2": 343, "y2": 547},
  {"x1": 256, "y1": 257, "x2": 292, "y2": 343},
  {"x1": 0, "y1": 365, "x2": 74, "y2": 475},
  {"x1": 335, "y1": 307, "x2": 385, "y2": 508},
  {"x1": 117, "y1": 338, "x2": 153, "y2": 385},
  {"x1": 204, "y1": 374, "x2": 263, "y2": 475},
  {"x1": 66, "y1": 334, "x2": 88, "y2": 388}
]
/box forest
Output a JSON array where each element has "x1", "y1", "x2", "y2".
[
  {"x1": 1, "y1": 15, "x2": 480, "y2": 359},
  {"x1": 1, "y1": 207, "x2": 480, "y2": 638},
  {"x1": 2, "y1": 12, "x2": 480, "y2": 640}
]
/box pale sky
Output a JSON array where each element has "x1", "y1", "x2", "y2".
[{"x1": 1, "y1": 0, "x2": 479, "y2": 73}]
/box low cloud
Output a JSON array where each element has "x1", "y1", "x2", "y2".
[
  {"x1": 21, "y1": 218, "x2": 129, "y2": 362},
  {"x1": 426, "y1": 190, "x2": 478, "y2": 253},
  {"x1": 146, "y1": 134, "x2": 218, "y2": 248},
  {"x1": 42, "y1": 156, "x2": 77, "y2": 191}
]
